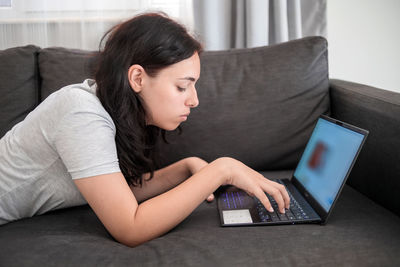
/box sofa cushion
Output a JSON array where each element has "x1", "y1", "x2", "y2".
[
  {"x1": 38, "y1": 47, "x2": 94, "y2": 101},
  {"x1": 159, "y1": 36, "x2": 330, "y2": 170},
  {"x1": 0, "y1": 45, "x2": 40, "y2": 137},
  {"x1": 0, "y1": 171, "x2": 399, "y2": 266}
]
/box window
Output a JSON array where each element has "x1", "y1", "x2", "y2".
[{"x1": 0, "y1": 0, "x2": 194, "y2": 50}]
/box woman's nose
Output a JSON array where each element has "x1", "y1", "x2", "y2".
[{"x1": 186, "y1": 88, "x2": 199, "y2": 108}]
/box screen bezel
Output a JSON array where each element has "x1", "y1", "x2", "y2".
[{"x1": 291, "y1": 115, "x2": 369, "y2": 224}]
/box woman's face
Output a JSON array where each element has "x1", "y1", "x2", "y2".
[{"x1": 129, "y1": 52, "x2": 201, "y2": 131}]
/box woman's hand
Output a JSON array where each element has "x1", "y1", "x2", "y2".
[
  {"x1": 186, "y1": 157, "x2": 215, "y2": 202},
  {"x1": 216, "y1": 157, "x2": 290, "y2": 214}
]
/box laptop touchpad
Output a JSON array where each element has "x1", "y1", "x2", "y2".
[{"x1": 223, "y1": 209, "x2": 253, "y2": 224}]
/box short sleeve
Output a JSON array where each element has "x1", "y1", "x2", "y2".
[{"x1": 53, "y1": 105, "x2": 121, "y2": 179}]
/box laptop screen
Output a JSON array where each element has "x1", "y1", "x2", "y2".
[{"x1": 293, "y1": 117, "x2": 365, "y2": 212}]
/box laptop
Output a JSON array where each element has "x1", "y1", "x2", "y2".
[{"x1": 216, "y1": 115, "x2": 369, "y2": 226}]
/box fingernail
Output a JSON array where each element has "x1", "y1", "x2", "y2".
[{"x1": 269, "y1": 208, "x2": 274, "y2": 212}]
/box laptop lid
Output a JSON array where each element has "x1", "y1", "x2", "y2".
[{"x1": 291, "y1": 115, "x2": 368, "y2": 224}]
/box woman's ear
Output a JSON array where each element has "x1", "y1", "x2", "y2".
[{"x1": 128, "y1": 64, "x2": 145, "y2": 93}]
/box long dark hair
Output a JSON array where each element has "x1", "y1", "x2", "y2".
[{"x1": 94, "y1": 12, "x2": 202, "y2": 187}]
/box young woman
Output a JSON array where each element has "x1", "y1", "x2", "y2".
[{"x1": 0, "y1": 13, "x2": 290, "y2": 247}]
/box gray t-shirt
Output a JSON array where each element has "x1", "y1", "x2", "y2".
[{"x1": 0, "y1": 79, "x2": 121, "y2": 225}]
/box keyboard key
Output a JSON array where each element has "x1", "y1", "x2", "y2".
[
  {"x1": 278, "y1": 213, "x2": 288, "y2": 220},
  {"x1": 291, "y1": 207, "x2": 299, "y2": 214},
  {"x1": 270, "y1": 213, "x2": 280, "y2": 222},
  {"x1": 295, "y1": 212, "x2": 304, "y2": 218},
  {"x1": 286, "y1": 210, "x2": 294, "y2": 217},
  {"x1": 261, "y1": 214, "x2": 271, "y2": 222}
]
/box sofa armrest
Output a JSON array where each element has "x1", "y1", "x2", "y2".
[{"x1": 329, "y1": 79, "x2": 400, "y2": 216}]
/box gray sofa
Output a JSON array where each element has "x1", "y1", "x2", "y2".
[{"x1": 0, "y1": 37, "x2": 399, "y2": 266}]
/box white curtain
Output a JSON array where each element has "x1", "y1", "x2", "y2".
[
  {"x1": 193, "y1": 0, "x2": 327, "y2": 50},
  {"x1": 0, "y1": 0, "x2": 194, "y2": 50}
]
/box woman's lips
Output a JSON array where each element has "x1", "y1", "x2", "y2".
[{"x1": 180, "y1": 113, "x2": 190, "y2": 121}]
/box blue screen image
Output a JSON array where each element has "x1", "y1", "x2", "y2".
[{"x1": 294, "y1": 118, "x2": 364, "y2": 212}]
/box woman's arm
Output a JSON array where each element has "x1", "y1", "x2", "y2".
[
  {"x1": 73, "y1": 157, "x2": 290, "y2": 247},
  {"x1": 130, "y1": 157, "x2": 211, "y2": 202}
]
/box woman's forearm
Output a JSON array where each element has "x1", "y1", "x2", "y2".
[
  {"x1": 130, "y1": 158, "x2": 194, "y2": 202},
  {"x1": 123, "y1": 158, "x2": 226, "y2": 247}
]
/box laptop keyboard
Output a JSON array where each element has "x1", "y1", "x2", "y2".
[
  {"x1": 255, "y1": 188, "x2": 310, "y2": 222},
  {"x1": 220, "y1": 191, "x2": 249, "y2": 209},
  {"x1": 220, "y1": 180, "x2": 314, "y2": 223}
]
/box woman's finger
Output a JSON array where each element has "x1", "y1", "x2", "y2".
[
  {"x1": 253, "y1": 188, "x2": 274, "y2": 213},
  {"x1": 261, "y1": 183, "x2": 286, "y2": 213},
  {"x1": 256, "y1": 176, "x2": 287, "y2": 213},
  {"x1": 206, "y1": 193, "x2": 214, "y2": 202},
  {"x1": 277, "y1": 183, "x2": 291, "y2": 209},
  {"x1": 266, "y1": 179, "x2": 291, "y2": 209}
]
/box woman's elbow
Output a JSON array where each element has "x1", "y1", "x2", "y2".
[
  {"x1": 113, "y1": 226, "x2": 153, "y2": 248},
  {"x1": 114, "y1": 233, "x2": 146, "y2": 248}
]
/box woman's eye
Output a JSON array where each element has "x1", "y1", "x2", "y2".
[{"x1": 177, "y1": 86, "x2": 186, "y2": 92}]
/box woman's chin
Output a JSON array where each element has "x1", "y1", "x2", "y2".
[
  {"x1": 160, "y1": 123, "x2": 181, "y2": 131},
  {"x1": 146, "y1": 120, "x2": 180, "y2": 131}
]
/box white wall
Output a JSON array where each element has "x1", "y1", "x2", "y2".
[{"x1": 327, "y1": 0, "x2": 400, "y2": 92}]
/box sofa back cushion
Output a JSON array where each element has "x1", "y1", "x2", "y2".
[
  {"x1": 38, "y1": 47, "x2": 94, "y2": 101},
  {"x1": 36, "y1": 36, "x2": 330, "y2": 171},
  {"x1": 158, "y1": 37, "x2": 330, "y2": 170},
  {"x1": 0, "y1": 45, "x2": 40, "y2": 138}
]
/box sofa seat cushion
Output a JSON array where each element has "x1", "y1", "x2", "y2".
[
  {"x1": 0, "y1": 45, "x2": 40, "y2": 137},
  {"x1": 1, "y1": 171, "x2": 399, "y2": 266}
]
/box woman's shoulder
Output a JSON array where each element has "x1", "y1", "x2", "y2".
[
  {"x1": 47, "y1": 79, "x2": 108, "y2": 116},
  {"x1": 42, "y1": 79, "x2": 115, "y2": 128},
  {"x1": 56, "y1": 79, "x2": 100, "y2": 106}
]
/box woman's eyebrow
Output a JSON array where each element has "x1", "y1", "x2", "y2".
[{"x1": 178, "y1": 77, "x2": 196, "y2": 82}]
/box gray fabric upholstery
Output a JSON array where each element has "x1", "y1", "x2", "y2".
[
  {"x1": 330, "y1": 79, "x2": 400, "y2": 216},
  {"x1": 1, "y1": 38, "x2": 400, "y2": 266},
  {"x1": 38, "y1": 47, "x2": 94, "y2": 101},
  {"x1": 0, "y1": 171, "x2": 399, "y2": 266},
  {"x1": 0, "y1": 45, "x2": 40, "y2": 137},
  {"x1": 158, "y1": 37, "x2": 330, "y2": 170}
]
